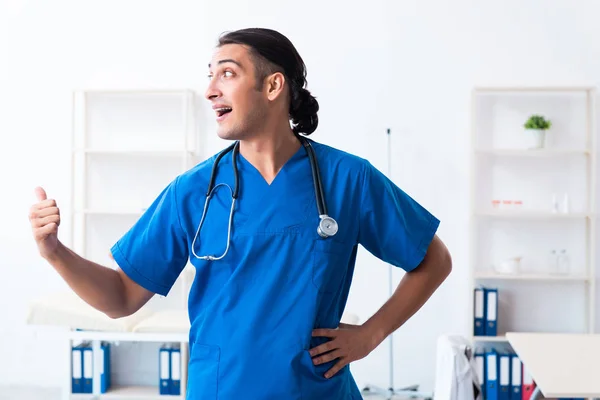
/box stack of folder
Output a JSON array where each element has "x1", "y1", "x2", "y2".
[
  {"x1": 474, "y1": 287, "x2": 498, "y2": 337},
  {"x1": 159, "y1": 343, "x2": 182, "y2": 396},
  {"x1": 475, "y1": 349, "x2": 584, "y2": 400},
  {"x1": 71, "y1": 341, "x2": 111, "y2": 394},
  {"x1": 475, "y1": 349, "x2": 533, "y2": 400}
]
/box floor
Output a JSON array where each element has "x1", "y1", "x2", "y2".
[{"x1": 0, "y1": 386, "x2": 427, "y2": 399}]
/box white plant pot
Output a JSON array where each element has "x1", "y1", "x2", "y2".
[{"x1": 526, "y1": 128, "x2": 546, "y2": 149}]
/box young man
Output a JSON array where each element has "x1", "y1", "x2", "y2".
[{"x1": 29, "y1": 28, "x2": 452, "y2": 399}]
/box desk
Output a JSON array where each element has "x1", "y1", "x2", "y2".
[{"x1": 506, "y1": 332, "x2": 600, "y2": 399}]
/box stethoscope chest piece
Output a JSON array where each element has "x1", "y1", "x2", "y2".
[{"x1": 317, "y1": 215, "x2": 338, "y2": 238}]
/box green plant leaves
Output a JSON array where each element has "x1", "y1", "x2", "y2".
[{"x1": 524, "y1": 114, "x2": 552, "y2": 130}]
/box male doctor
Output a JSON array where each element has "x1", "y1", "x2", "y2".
[{"x1": 29, "y1": 28, "x2": 452, "y2": 399}]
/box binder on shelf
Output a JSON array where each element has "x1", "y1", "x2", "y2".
[
  {"x1": 71, "y1": 344, "x2": 83, "y2": 394},
  {"x1": 521, "y1": 364, "x2": 535, "y2": 400},
  {"x1": 486, "y1": 349, "x2": 499, "y2": 400},
  {"x1": 485, "y1": 287, "x2": 498, "y2": 337},
  {"x1": 474, "y1": 287, "x2": 486, "y2": 336},
  {"x1": 498, "y1": 352, "x2": 510, "y2": 400},
  {"x1": 511, "y1": 353, "x2": 522, "y2": 400},
  {"x1": 474, "y1": 349, "x2": 486, "y2": 400},
  {"x1": 159, "y1": 344, "x2": 171, "y2": 395},
  {"x1": 99, "y1": 342, "x2": 111, "y2": 394},
  {"x1": 82, "y1": 342, "x2": 93, "y2": 394},
  {"x1": 170, "y1": 345, "x2": 181, "y2": 395}
]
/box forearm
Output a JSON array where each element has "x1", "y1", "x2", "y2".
[
  {"x1": 45, "y1": 241, "x2": 128, "y2": 318},
  {"x1": 362, "y1": 236, "x2": 452, "y2": 346}
]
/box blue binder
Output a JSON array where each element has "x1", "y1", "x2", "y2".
[
  {"x1": 498, "y1": 352, "x2": 511, "y2": 400},
  {"x1": 170, "y1": 346, "x2": 181, "y2": 395},
  {"x1": 159, "y1": 345, "x2": 171, "y2": 395},
  {"x1": 71, "y1": 344, "x2": 83, "y2": 394},
  {"x1": 474, "y1": 349, "x2": 486, "y2": 400},
  {"x1": 510, "y1": 353, "x2": 522, "y2": 400},
  {"x1": 486, "y1": 350, "x2": 499, "y2": 400},
  {"x1": 485, "y1": 288, "x2": 498, "y2": 336},
  {"x1": 474, "y1": 287, "x2": 486, "y2": 336},
  {"x1": 81, "y1": 343, "x2": 93, "y2": 394},
  {"x1": 100, "y1": 342, "x2": 111, "y2": 394}
]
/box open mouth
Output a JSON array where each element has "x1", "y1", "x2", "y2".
[{"x1": 215, "y1": 107, "x2": 232, "y2": 119}]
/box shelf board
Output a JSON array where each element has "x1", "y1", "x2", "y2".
[
  {"x1": 76, "y1": 209, "x2": 146, "y2": 216},
  {"x1": 473, "y1": 335, "x2": 508, "y2": 342},
  {"x1": 68, "y1": 330, "x2": 188, "y2": 343},
  {"x1": 474, "y1": 272, "x2": 590, "y2": 282},
  {"x1": 473, "y1": 86, "x2": 595, "y2": 93},
  {"x1": 475, "y1": 148, "x2": 590, "y2": 157},
  {"x1": 475, "y1": 210, "x2": 593, "y2": 219},
  {"x1": 72, "y1": 385, "x2": 182, "y2": 399},
  {"x1": 81, "y1": 88, "x2": 193, "y2": 95},
  {"x1": 73, "y1": 149, "x2": 195, "y2": 157}
]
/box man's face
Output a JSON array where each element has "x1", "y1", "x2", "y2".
[{"x1": 205, "y1": 44, "x2": 267, "y2": 140}]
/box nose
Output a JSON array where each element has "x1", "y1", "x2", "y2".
[{"x1": 204, "y1": 78, "x2": 222, "y2": 101}]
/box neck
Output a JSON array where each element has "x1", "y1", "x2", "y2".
[{"x1": 238, "y1": 122, "x2": 301, "y2": 185}]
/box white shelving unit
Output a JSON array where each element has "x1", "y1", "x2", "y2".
[
  {"x1": 64, "y1": 88, "x2": 202, "y2": 400},
  {"x1": 468, "y1": 86, "x2": 597, "y2": 347}
]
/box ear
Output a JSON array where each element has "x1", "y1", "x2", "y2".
[{"x1": 265, "y1": 72, "x2": 286, "y2": 101}]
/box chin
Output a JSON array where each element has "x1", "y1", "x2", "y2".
[
  {"x1": 217, "y1": 121, "x2": 253, "y2": 141},
  {"x1": 216, "y1": 127, "x2": 243, "y2": 141}
]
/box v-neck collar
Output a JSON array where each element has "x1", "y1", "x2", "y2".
[{"x1": 236, "y1": 141, "x2": 307, "y2": 187}]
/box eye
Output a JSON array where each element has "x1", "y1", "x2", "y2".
[{"x1": 223, "y1": 70, "x2": 233, "y2": 78}]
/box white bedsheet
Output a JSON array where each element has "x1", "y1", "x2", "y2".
[{"x1": 26, "y1": 290, "x2": 188, "y2": 333}]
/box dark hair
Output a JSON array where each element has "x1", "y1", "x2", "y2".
[{"x1": 217, "y1": 28, "x2": 319, "y2": 136}]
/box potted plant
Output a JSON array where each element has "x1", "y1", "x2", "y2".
[{"x1": 524, "y1": 114, "x2": 552, "y2": 149}]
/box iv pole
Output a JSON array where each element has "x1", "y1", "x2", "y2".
[{"x1": 360, "y1": 128, "x2": 432, "y2": 400}]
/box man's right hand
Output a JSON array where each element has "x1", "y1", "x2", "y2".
[{"x1": 29, "y1": 186, "x2": 61, "y2": 259}]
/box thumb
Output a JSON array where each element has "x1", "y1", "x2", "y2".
[{"x1": 34, "y1": 186, "x2": 47, "y2": 201}]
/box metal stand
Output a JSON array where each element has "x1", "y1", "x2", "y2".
[
  {"x1": 530, "y1": 386, "x2": 543, "y2": 400},
  {"x1": 360, "y1": 129, "x2": 433, "y2": 400}
]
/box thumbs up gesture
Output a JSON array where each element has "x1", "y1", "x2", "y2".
[{"x1": 29, "y1": 187, "x2": 60, "y2": 259}]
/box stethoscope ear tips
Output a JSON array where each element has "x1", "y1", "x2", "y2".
[{"x1": 317, "y1": 215, "x2": 338, "y2": 238}]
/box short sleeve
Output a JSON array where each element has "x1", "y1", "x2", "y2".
[
  {"x1": 357, "y1": 161, "x2": 440, "y2": 272},
  {"x1": 110, "y1": 176, "x2": 189, "y2": 296}
]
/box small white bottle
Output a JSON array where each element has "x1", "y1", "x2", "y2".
[
  {"x1": 548, "y1": 250, "x2": 558, "y2": 274},
  {"x1": 557, "y1": 249, "x2": 570, "y2": 275},
  {"x1": 562, "y1": 193, "x2": 570, "y2": 214}
]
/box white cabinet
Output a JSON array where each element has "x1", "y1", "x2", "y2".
[
  {"x1": 469, "y1": 86, "x2": 597, "y2": 344},
  {"x1": 64, "y1": 88, "x2": 202, "y2": 399}
]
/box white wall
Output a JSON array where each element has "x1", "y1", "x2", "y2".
[{"x1": 1, "y1": 0, "x2": 600, "y2": 393}]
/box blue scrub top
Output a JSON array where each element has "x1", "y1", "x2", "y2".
[{"x1": 111, "y1": 139, "x2": 440, "y2": 399}]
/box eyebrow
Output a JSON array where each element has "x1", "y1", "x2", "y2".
[{"x1": 208, "y1": 59, "x2": 243, "y2": 69}]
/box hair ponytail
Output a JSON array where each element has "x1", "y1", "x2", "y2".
[{"x1": 290, "y1": 86, "x2": 319, "y2": 135}]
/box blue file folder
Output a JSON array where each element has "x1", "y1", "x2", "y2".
[
  {"x1": 485, "y1": 288, "x2": 498, "y2": 336},
  {"x1": 81, "y1": 343, "x2": 93, "y2": 394},
  {"x1": 474, "y1": 349, "x2": 486, "y2": 400},
  {"x1": 170, "y1": 346, "x2": 181, "y2": 395},
  {"x1": 100, "y1": 342, "x2": 111, "y2": 393},
  {"x1": 71, "y1": 345, "x2": 83, "y2": 394},
  {"x1": 511, "y1": 353, "x2": 522, "y2": 400},
  {"x1": 474, "y1": 287, "x2": 486, "y2": 336},
  {"x1": 498, "y1": 352, "x2": 510, "y2": 400},
  {"x1": 486, "y1": 350, "x2": 499, "y2": 400},
  {"x1": 159, "y1": 345, "x2": 171, "y2": 395}
]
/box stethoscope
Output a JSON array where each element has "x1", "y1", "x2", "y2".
[{"x1": 191, "y1": 136, "x2": 338, "y2": 261}]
